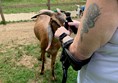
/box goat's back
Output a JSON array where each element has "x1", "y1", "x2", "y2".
[{"x1": 34, "y1": 15, "x2": 50, "y2": 49}]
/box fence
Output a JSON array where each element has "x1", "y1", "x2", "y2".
[
  {"x1": 0, "y1": 0, "x2": 86, "y2": 24},
  {"x1": 2, "y1": 2, "x2": 85, "y2": 9}
]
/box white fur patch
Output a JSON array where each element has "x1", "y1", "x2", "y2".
[{"x1": 46, "y1": 25, "x2": 53, "y2": 51}]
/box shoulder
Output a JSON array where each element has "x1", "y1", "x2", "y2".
[{"x1": 81, "y1": 0, "x2": 118, "y2": 41}]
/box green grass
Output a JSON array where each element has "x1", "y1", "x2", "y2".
[
  {"x1": 3, "y1": 5, "x2": 77, "y2": 14},
  {"x1": 0, "y1": 43, "x2": 77, "y2": 83},
  {"x1": 0, "y1": 0, "x2": 81, "y2": 82},
  {"x1": 2, "y1": 0, "x2": 86, "y2": 14},
  {"x1": 2, "y1": 0, "x2": 57, "y2": 5}
]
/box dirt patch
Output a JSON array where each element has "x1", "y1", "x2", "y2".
[
  {"x1": 0, "y1": 12, "x2": 36, "y2": 22},
  {"x1": 0, "y1": 21, "x2": 41, "y2": 69},
  {"x1": 0, "y1": 21, "x2": 38, "y2": 46},
  {"x1": 0, "y1": 11, "x2": 77, "y2": 22},
  {"x1": 0, "y1": 21, "x2": 56, "y2": 71},
  {"x1": 16, "y1": 55, "x2": 38, "y2": 68},
  {"x1": 0, "y1": 79, "x2": 3, "y2": 83}
]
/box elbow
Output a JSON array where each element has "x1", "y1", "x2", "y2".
[{"x1": 69, "y1": 43, "x2": 91, "y2": 60}]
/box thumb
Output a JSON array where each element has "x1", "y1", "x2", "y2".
[{"x1": 68, "y1": 22, "x2": 75, "y2": 26}]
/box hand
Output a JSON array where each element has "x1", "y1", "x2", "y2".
[
  {"x1": 68, "y1": 20, "x2": 80, "y2": 29},
  {"x1": 55, "y1": 26, "x2": 70, "y2": 38}
]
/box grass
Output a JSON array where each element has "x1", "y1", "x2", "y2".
[
  {"x1": 2, "y1": 0, "x2": 86, "y2": 14},
  {"x1": 0, "y1": 0, "x2": 86, "y2": 24},
  {"x1": 0, "y1": 43, "x2": 78, "y2": 83},
  {"x1": 0, "y1": 0, "x2": 80, "y2": 82},
  {"x1": 3, "y1": 5, "x2": 77, "y2": 14}
]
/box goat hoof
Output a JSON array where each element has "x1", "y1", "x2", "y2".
[
  {"x1": 40, "y1": 72, "x2": 44, "y2": 75},
  {"x1": 51, "y1": 76, "x2": 56, "y2": 81},
  {"x1": 38, "y1": 57, "x2": 42, "y2": 61}
]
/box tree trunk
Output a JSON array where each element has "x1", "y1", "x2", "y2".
[
  {"x1": 0, "y1": 0, "x2": 6, "y2": 24},
  {"x1": 47, "y1": 0, "x2": 50, "y2": 10}
]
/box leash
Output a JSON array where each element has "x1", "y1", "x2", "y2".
[
  {"x1": 60, "y1": 48, "x2": 70, "y2": 83},
  {"x1": 64, "y1": 15, "x2": 77, "y2": 34},
  {"x1": 60, "y1": 13, "x2": 91, "y2": 83},
  {"x1": 60, "y1": 15, "x2": 77, "y2": 83}
]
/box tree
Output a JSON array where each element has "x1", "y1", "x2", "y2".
[
  {"x1": 47, "y1": 0, "x2": 50, "y2": 10},
  {"x1": 0, "y1": 0, "x2": 6, "y2": 24}
]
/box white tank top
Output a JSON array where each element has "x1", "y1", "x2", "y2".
[{"x1": 77, "y1": 28, "x2": 118, "y2": 83}]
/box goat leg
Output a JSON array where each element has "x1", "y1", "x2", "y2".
[
  {"x1": 51, "y1": 52, "x2": 57, "y2": 80},
  {"x1": 40, "y1": 50, "x2": 46, "y2": 75}
]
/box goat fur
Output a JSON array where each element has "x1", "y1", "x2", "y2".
[{"x1": 32, "y1": 9, "x2": 66, "y2": 80}]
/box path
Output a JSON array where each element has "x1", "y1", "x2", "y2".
[
  {"x1": 0, "y1": 11, "x2": 77, "y2": 21},
  {"x1": 0, "y1": 21, "x2": 37, "y2": 46},
  {"x1": 0, "y1": 10, "x2": 78, "y2": 47}
]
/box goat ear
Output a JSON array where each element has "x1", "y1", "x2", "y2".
[
  {"x1": 61, "y1": 10, "x2": 66, "y2": 13},
  {"x1": 56, "y1": 8, "x2": 61, "y2": 14},
  {"x1": 31, "y1": 14, "x2": 39, "y2": 19},
  {"x1": 49, "y1": 17, "x2": 54, "y2": 24},
  {"x1": 50, "y1": 17, "x2": 53, "y2": 21}
]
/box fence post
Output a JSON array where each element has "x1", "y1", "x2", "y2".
[
  {"x1": 0, "y1": 0, "x2": 6, "y2": 24},
  {"x1": 47, "y1": 0, "x2": 50, "y2": 10}
]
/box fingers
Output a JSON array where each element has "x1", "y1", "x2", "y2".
[
  {"x1": 55, "y1": 26, "x2": 70, "y2": 38},
  {"x1": 68, "y1": 22, "x2": 75, "y2": 26},
  {"x1": 68, "y1": 20, "x2": 80, "y2": 28}
]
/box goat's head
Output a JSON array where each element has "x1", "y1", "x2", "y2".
[
  {"x1": 49, "y1": 9, "x2": 66, "y2": 31},
  {"x1": 32, "y1": 9, "x2": 66, "y2": 32}
]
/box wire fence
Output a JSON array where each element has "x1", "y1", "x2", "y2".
[
  {"x1": 0, "y1": 0, "x2": 86, "y2": 24},
  {"x1": 3, "y1": 2, "x2": 85, "y2": 9}
]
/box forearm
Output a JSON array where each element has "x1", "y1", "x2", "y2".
[
  {"x1": 60, "y1": 34, "x2": 91, "y2": 71},
  {"x1": 68, "y1": 0, "x2": 118, "y2": 61},
  {"x1": 69, "y1": 42, "x2": 89, "y2": 60},
  {"x1": 61, "y1": 34, "x2": 91, "y2": 60}
]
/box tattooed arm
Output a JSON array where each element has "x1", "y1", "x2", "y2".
[{"x1": 69, "y1": 0, "x2": 118, "y2": 60}]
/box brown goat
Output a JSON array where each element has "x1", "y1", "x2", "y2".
[{"x1": 32, "y1": 9, "x2": 66, "y2": 80}]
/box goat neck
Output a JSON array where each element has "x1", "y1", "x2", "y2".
[{"x1": 49, "y1": 18, "x2": 61, "y2": 36}]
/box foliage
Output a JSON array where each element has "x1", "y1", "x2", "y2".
[{"x1": 0, "y1": 21, "x2": 6, "y2": 25}]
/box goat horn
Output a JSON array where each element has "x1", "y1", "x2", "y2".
[
  {"x1": 31, "y1": 11, "x2": 54, "y2": 19},
  {"x1": 31, "y1": 14, "x2": 39, "y2": 19}
]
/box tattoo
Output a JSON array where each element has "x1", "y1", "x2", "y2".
[{"x1": 81, "y1": 3, "x2": 101, "y2": 41}]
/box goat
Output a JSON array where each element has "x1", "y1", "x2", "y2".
[
  {"x1": 76, "y1": 5, "x2": 85, "y2": 18},
  {"x1": 32, "y1": 9, "x2": 66, "y2": 80}
]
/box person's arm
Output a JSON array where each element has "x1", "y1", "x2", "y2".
[
  {"x1": 55, "y1": 0, "x2": 118, "y2": 61},
  {"x1": 68, "y1": 0, "x2": 118, "y2": 60}
]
